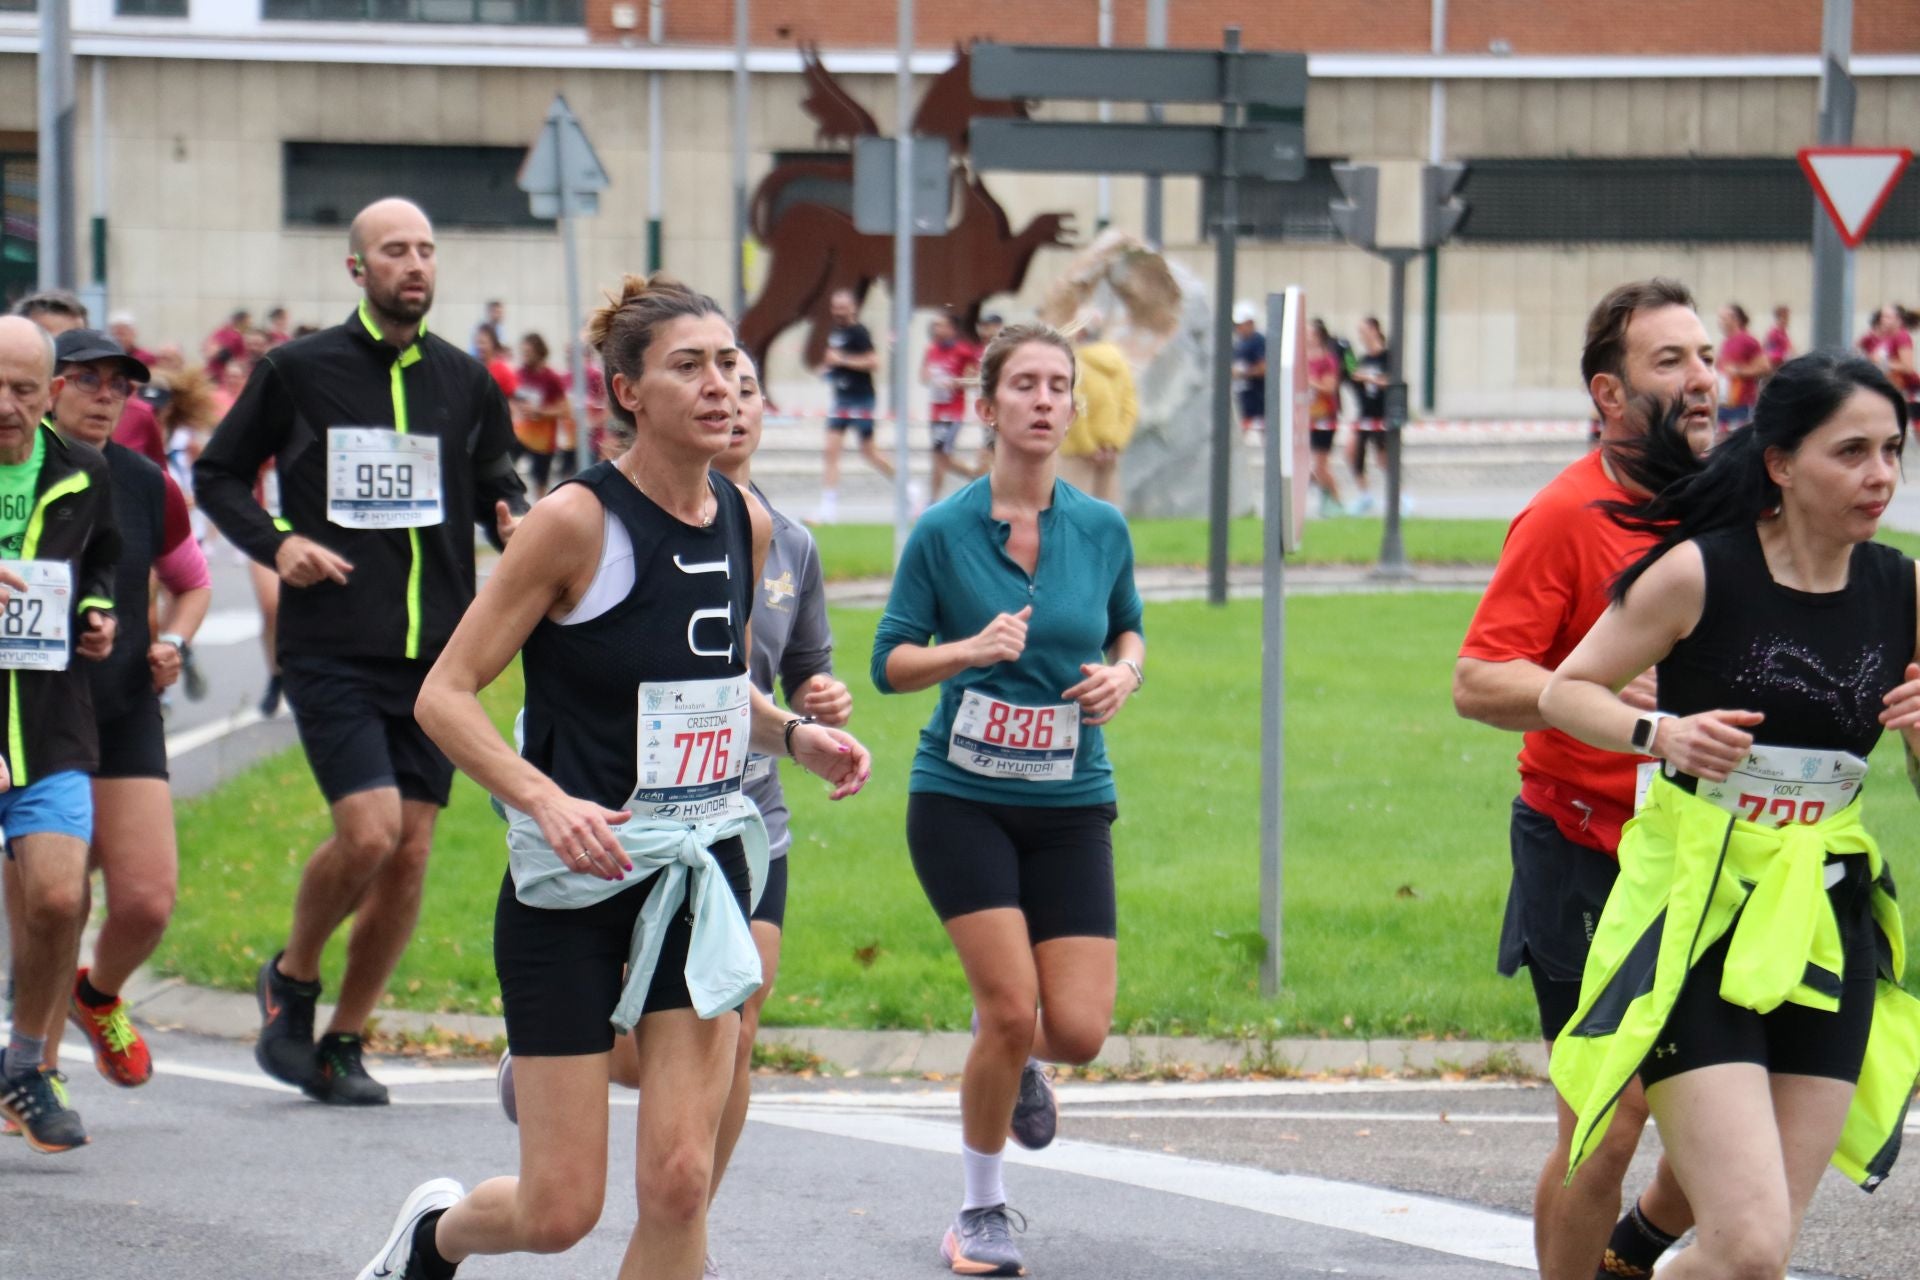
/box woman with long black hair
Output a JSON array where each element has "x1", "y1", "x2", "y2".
[{"x1": 1540, "y1": 351, "x2": 1920, "y2": 1278}]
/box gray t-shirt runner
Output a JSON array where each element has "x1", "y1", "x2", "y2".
[{"x1": 744, "y1": 483, "x2": 833, "y2": 858}]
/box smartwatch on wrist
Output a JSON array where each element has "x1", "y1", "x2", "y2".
[
  {"x1": 1118, "y1": 658, "x2": 1144, "y2": 691},
  {"x1": 158, "y1": 632, "x2": 187, "y2": 654},
  {"x1": 1630, "y1": 711, "x2": 1673, "y2": 756}
]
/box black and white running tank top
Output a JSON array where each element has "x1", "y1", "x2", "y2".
[{"x1": 521, "y1": 462, "x2": 754, "y2": 812}]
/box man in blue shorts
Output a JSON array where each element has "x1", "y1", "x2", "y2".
[{"x1": 0, "y1": 315, "x2": 121, "y2": 1154}]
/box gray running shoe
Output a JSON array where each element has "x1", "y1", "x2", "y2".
[
  {"x1": 702, "y1": 1251, "x2": 726, "y2": 1278},
  {"x1": 1008, "y1": 1060, "x2": 1057, "y2": 1151},
  {"x1": 0, "y1": 1055, "x2": 88, "y2": 1154},
  {"x1": 355, "y1": 1177, "x2": 464, "y2": 1280},
  {"x1": 941, "y1": 1204, "x2": 1028, "y2": 1276},
  {"x1": 497, "y1": 1050, "x2": 517, "y2": 1124}
]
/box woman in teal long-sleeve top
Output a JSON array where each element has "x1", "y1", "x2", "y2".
[{"x1": 872, "y1": 322, "x2": 1146, "y2": 1278}]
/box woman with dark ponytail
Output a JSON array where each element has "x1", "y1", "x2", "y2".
[{"x1": 1538, "y1": 351, "x2": 1920, "y2": 1277}]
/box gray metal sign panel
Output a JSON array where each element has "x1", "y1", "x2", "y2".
[
  {"x1": 851, "y1": 135, "x2": 952, "y2": 236},
  {"x1": 971, "y1": 118, "x2": 1304, "y2": 181},
  {"x1": 520, "y1": 93, "x2": 610, "y2": 218},
  {"x1": 972, "y1": 43, "x2": 1306, "y2": 108}
]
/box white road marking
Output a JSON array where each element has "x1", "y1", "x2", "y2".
[
  {"x1": 154, "y1": 1061, "x2": 503, "y2": 1091},
  {"x1": 164, "y1": 708, "x2": 267, "y2": 757},
  {"x1": 753, "y1": 1077, "x2": 1538, "y2": 1111},
  {"x1": 191, "y1": 609, "x2": 265, "y2": 648},
  {"x1": 750, "y1": 1106, "x2": 1538, "y2": 1272}
]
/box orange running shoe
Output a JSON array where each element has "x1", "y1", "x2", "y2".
[{"x1": 69, "y1": 969, "x2": 153, "y2": 1087}]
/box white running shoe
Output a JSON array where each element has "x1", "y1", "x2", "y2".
[
  {"x1": 703, "y1": 1251, "x2": 726, "y2": 1278},
  {"x1": 356, "y1": 1178, "x2": 465, "y2": 1280}
]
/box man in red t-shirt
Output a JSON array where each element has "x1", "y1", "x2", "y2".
[
  {"x1": 1455, "y1": 279, "x2": 1716, "y2": 1280},
  {"x1": 920, "y1": 311, "x2": 982, "y2": 501},
  {"x1": 1713, "y1": 303, "x2": 1766, "y2": 436}
]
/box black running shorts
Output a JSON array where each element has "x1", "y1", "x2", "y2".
[
  {"x1": 906, "y1": 792, "x2": 1117, "y2": 942},
  {"x1": 493, "y1": 836, "x2": 752, "y2": 1056},
  {"x1": 1638, "y1": 923, "x2": 1876, "y2": 1089},
  {"x1": 1308, "y1": 427, "x2": 1337, "y2": 453},
  {"x1": 95, "y1": 696, "x2": 169, "y2": 781},
  {"x1": 279, "y1": 653, "x2": 454, "y2": 807},
  {"x1": 1498, "y1": 797, "x2": 1620, "y2": 1041},
  {"x1": 751, "y1": 853, "x2": 788, "y2": 930}
]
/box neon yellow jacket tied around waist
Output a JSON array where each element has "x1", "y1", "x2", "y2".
[{"x1": 1550, "y1": 774, "x2": 1920, "y2": 1191}]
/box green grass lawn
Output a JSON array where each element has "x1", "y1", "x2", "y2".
[
  {"x1": 159, "y1": 591, "x2": 1920, "y2": 1041},
  {"x1": 809, "y1": 517, "x2": 1516, "y2": 581}
]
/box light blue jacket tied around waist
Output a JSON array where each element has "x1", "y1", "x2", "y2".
[{"x1": 502, "y1": 798, "x2": 768, "y2": 1030}]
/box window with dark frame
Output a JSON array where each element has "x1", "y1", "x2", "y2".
[
  {"x1": 116, "y1": 0, "x2": 189, "y2": 15},
  {"x1": 283, "y1": 142, "x2": 548, "y2": 231},
  {"x1": 263, "y1": 0, "x2": 583, "y2": 22},
  {"x1": 1210, "y1": 156, "x2": 1920, "y2": 245}
]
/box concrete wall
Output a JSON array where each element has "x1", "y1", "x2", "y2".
[{"x1": 3, "y1": 54, "x2": 1915, "y2": 418}]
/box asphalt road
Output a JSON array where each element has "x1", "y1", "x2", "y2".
[{"x1": 3, "y1": 1026, "x2": 1912, "y2": 1279}]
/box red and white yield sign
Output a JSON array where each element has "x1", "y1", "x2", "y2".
[{"x1": 1798, "y1": 147, "x2": 1913, "y2": 249}]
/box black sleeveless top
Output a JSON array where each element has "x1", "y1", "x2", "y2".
[
  {"x1": 521, "y1": 462, "x2": 754, "y2": 811},
  {"x1": 1657, "y1": 525, "x2": 1915, "y2": 977},
  {"x1": 90, "y1": 442, "x2": 166, "y2": 721},
  {"x1": 1657, "y1": 525, "x2": 1916, "y2": 758}
]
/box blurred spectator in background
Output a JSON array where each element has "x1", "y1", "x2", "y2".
[
  {"x1": 11, "y1": 288, "x2": 87, "y2": 333},
  {"x1": 1232, "y1": 300, "x2": 1266, "y2": 440},
  {"x1": 1060, "y1": 309, "x2": 1137, "y2": 506},
  {"x1": 109, "y1": 311, "x2": 158, "y2": 366},
  {"x1": 265, "y1": 307, "x2": 291, "y2": 347},
  {"x1": 1860, "y1": 304, "x2": 1920, "y2": 420},
  {"x1": 1763, "y1": 304, "x2": 1793, "y2": 372},
  {"x1": 474, "y1": 325, "x2": 518, "y2": 400},
  {"x1": 1347, "y1": 317, "x2": 1391, "y2": 514},
  {"x1": 471, "y1": 299, "x2": 507, "y2": 359},
  {"x1": 921, "y1": 310, "x2": 983, "y2": 502},
  {"x1": 512, "y1": 331, "x2": 570, "y2": 497},
  {"x1": 1714, "y1": 302, "x2": 1767, "y2": 435},
  {"x1": 1306, "y1": 319, "x2": 1346, "y2": 517},
  {"x1": 204, "y1": 309, "x2": 249, "y2": 375}
]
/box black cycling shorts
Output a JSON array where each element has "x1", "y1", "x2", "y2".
[
  {"x1": 1308, "y1": 427, "x2": 1337, "y2": 453},
  {"x1": 906, "y1": 792, "x2": 1117, "y2": 943},
  {"x1": 1498, "y1": 797, "x2": 1620, "y2": 1041},
  {"x1": 494, "y1": 836, "x2": 752, "y2": 1056},
  {"x1": 752, "y1": 853, "x2": 788, "y2": 930},
  {"x1": 280, "y1": 653, "x2": 454, "y2": 807},
  {"x1": 95, "y1": 696, "x2": 168, "y2": 781},
  {"x1": 1639, "y1": 924, "x2": 1876, "y2": 1089}
]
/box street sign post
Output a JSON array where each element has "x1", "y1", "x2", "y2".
[
  {"x1": 1258, "y1": 285, "x2": 1306, "y2": 994},
  {"x1": 519, "y1": 94, "x2": 610, "y2": 480},
  {"x1": 970, "y1": 33, "x2": 1310, "y2": 606}
]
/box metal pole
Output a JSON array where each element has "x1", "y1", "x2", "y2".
[
  {"x1": 1142, "y1": 0, "x2": 1168, "y2": 247},
  {"x1": 1258, "y1": 286, "x2": 1297, "y2": 996},
  {"x1": 89, "y1": 56, "x2": 106, "y2": 297},
  {"x1": 1422, "y1": 0, "x2": 1446, "y2": 412},
  {"x1": 647, "y1": 0, "x2": 665, "y2": 274},
  {"x1": 1811, "y1": 0, "x2": 1855, "y2": 351},
  {"x1": 731, "y1": 0, "x2": 750, "y2": 319},
  {"x1": 554, "y1": 116, "x2": 591, "y2": 479},
  {"x1": 1207, "y1": 26, "x2": 1242, "y2": 607},
  {"x1": 890, "y1": 0, "x2": 916, "y2": 564},
  {"x1": 1374, "y1": 250, "x2": 1413, "y2": 579},
  {"x1": 37, "y1": 0, "x2": 76, "y2": 290},
  {"x1": 1095, "y1": 0, "x2": 1112, "y2": 232}
]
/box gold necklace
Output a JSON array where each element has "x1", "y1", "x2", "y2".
[{"x1": 618, "y1": 457, "x2": 714, "y2": 528}]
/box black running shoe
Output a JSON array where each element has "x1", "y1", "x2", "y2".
[
  {"x1": 305, "y1": 1032, "x2": 390, "y2": 1106},
  {"x1": 255, "y1": 952, "x2": 320, "y2": 1086},
  {"x1": 0, "y1": 1053, "x2": 90, "y2": 1154},
  {"x1": 259, "y1": 675, "x2": 283, "y2": 718}
]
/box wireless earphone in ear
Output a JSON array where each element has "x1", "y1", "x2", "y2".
[{"x1": 351, "y1": 253, "x2": 366, "y2": 280}]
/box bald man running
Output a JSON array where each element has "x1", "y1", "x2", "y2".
[{"x1": 195, "y1": 198, "x2": 528, "y2": 1105}]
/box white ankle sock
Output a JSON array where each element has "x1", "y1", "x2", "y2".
[{"x1": 961, "y1": 1143, "x2": 1006, "y2": 1211}]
